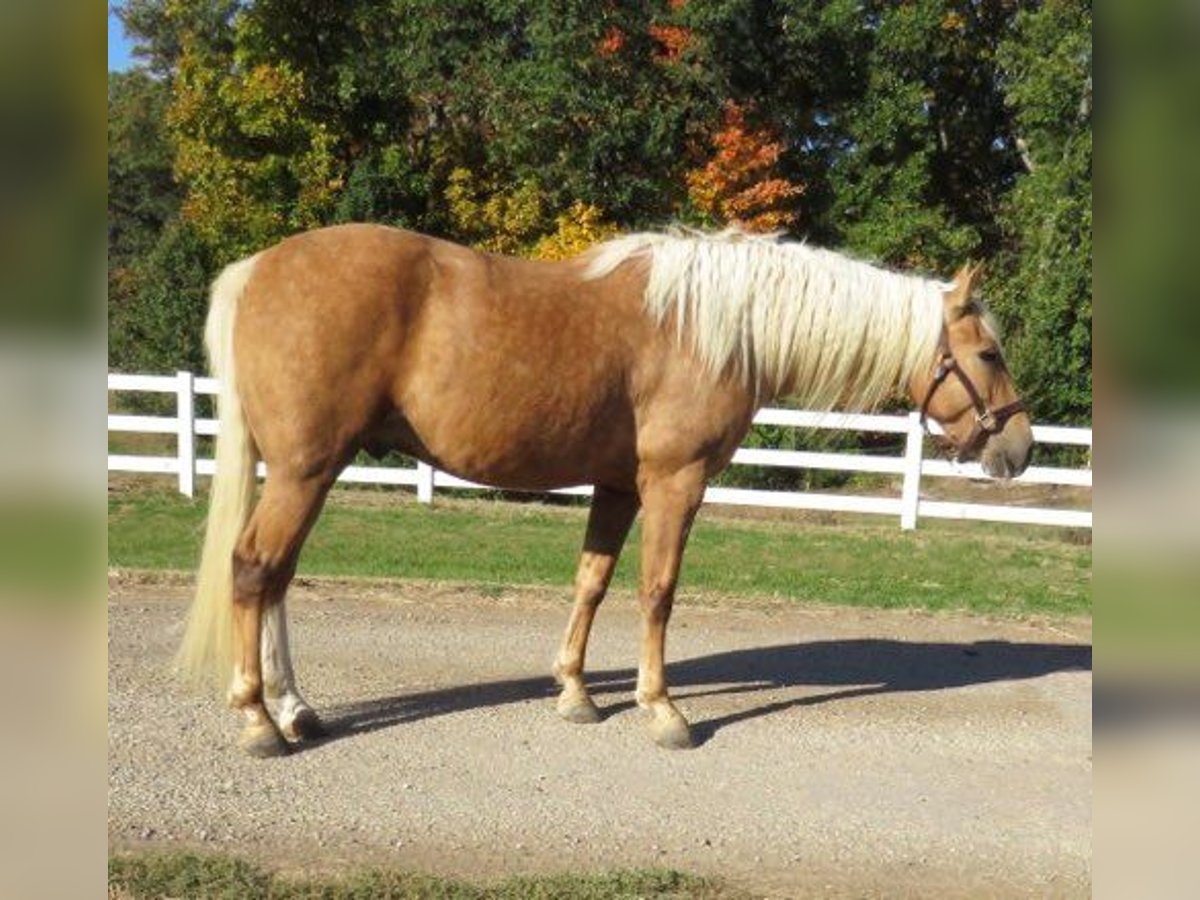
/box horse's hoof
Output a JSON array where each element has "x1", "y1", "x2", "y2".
[
  {"x1": 238, "y1": 724, "x2": 290, "y2": 758},
  {"x1": 281, "y1": 708, "x2": 327, "y2": 742},
  {"x1": 650, "y1": 714, "x2": 694, "y2": 750},
  {"x1": 557, "y1": 694, "x2": 602, "y2": 725}
]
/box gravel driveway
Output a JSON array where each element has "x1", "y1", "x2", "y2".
[{"x1": 108, "y1": 574, "x2": 1091, "y2": 898}]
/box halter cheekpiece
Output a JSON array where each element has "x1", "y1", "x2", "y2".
[{"x1": 918, "y1": 330, "x2": 1025, "y2": 458}]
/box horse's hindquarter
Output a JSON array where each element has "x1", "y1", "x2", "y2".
[
  {"x1": 235, "y1": 225, "x2": 433, "y2": 477},
  {"x1": 391, "y1": 247, "x2": 648, "y2": 490}
]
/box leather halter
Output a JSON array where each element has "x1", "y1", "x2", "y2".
[{"x1": 918, "y1": 330, "x2": 1025, "y2": 458}]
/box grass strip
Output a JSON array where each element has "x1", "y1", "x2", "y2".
[
  {"x1": 108, "y1": 485, "x2": 1090, "y2": 617},
  {"x1": 108, "y1": 851, "x2": 739, "y2": 900}
]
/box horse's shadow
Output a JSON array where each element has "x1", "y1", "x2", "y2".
[{"x1": 309, "y1": 638, "x2": 1090, "y2": 750}]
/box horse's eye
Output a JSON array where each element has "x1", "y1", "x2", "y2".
[{"x1": 979, "y1": 348, "x2": 1001, "y2": 364}]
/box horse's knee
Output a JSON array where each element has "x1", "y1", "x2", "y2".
[
  {"x1": 576, "y1": 575, "x2": 606, "y2": 608},
  {"x1": 575, "y1": 555, "x2": 613, "y2": 607},
  {"x1": 638, "y1": 581, "x2": 674, "y2": 622}
]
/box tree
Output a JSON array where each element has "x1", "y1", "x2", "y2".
[
  {"x1": 677, "y1": 0, "x2": 867, "y2": 242},
  {"x1": 106, "y1": 0, "x2": 1092, "y2": 428},
  {"x1": 992, "y1": 0, "x2": 1092, "y2": 424},
  {"x1": 686, "y1": 103, "x2": 803, "y2": 232},
  {"x1": 110, "y1": 219, "x2": 216, "y2": 377},
  {"x1": 108, "y1": 70, "x2": 184, "y2": 370},
  {"x1": 385, "y1": 0, "x2": 711, "y2": 229},
  {"x1": 826, "y1": 0, "x2": 1011, "y2": 271},
  {"x1": 166, "y1": 32, "x2": 343, "y2": 258},
  {"x1": 116, "y1": 0, "x2": 240, "y2": 77},
  {"x1": 108, "y1": 71, "x2": 181, "y2": 267}
]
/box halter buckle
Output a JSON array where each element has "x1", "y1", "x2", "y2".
[{"x1": 975, "y1": 408, "x2": 998, "y2": 432}]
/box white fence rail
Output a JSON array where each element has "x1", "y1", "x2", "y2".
[{"x1": 108, "y1": 371, "x2": 1092, "y2": 530}]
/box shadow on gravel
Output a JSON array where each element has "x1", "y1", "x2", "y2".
[{"x1": 317, "y1": 639, "x2": 1091, "y2": 750}]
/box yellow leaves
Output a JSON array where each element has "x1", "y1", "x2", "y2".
[
  {"x1": 446, "y1": 167, "x2": 545, "y2": 255},
  {"x1": 446, "y1": 168, "x2": 615, "y2": 259},
  {"x1": 686, "y1": 104, "x2": 803, "y2": 233},
  {"x1": 941, "y1": 12, "x2": 967, "y2": 33},
  {"x1": 221, "y1": 62, "x2": 306, "y2": 139},
  {"x1": 293, "y1": 124, "x2": 341, "y2": 230},
  {"x1": 531, "y1": 202, "x2": 620, "y2": 261},
  {"x1": 165, "y1": 43, "x2": 344, "y2": 257}
]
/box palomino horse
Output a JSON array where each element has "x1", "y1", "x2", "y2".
[{"x1": 177, "y1": 224, "x2": 1032, "y2": 756}]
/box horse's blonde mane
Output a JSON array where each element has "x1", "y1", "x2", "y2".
[{"x1": 585, "y1": 229, "x2": 947, "y2": 409}]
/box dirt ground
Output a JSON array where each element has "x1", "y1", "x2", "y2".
[{"x1": 107, "y1": 574, "x2": 1091, "y2": 898}]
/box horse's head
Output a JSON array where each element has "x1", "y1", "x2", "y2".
[{"x1": 909, "y1": 263, "x2": 1033, "y2": 479}]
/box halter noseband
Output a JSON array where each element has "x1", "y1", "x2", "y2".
[{"x1": 918, "y1": 330, "x2": 1025, "y2": 458}]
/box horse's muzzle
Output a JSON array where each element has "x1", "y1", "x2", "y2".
[{"x1": 980, "y1": 423, "x2": 1033, "y2": 480}]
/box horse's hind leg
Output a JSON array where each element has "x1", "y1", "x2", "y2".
[
  {"x1": 262, "y1": 601, "x2": 325, "y2": 742},
  {"x1": 228, "y1": 473, "x2": 331, "y2": 757},
  {"x1": 553, "y1": 486, "x2": 639, "y2": 723}
]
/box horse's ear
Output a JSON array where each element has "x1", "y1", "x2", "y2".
[
  {"x1": 944, "y1": 261, "x2": 983, "y2": 318},
  {"x1": 967, "y1": 260, "x2": 985, "y2": 290}
]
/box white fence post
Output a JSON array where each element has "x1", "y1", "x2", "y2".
[
  {"x1": 176, "y1": 370, "x2": 196, "y2": 498},
  {"x1": 899, "y1": 411, "x2": 923, "y2": 530},
  {"x1": 416, "y1": 461, "x2": 434, "y2": 503}
]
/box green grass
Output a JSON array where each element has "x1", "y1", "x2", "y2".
[
  {"x1": 108, "y1": 851, "x2": 738, "y2": 899},
  {"x1": 107, "y1": 483, "x2": 1091, "y2": 617}
]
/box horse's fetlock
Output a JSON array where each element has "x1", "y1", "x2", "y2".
[{"x1": 227, "y1": 670, "x2": 262, "y2": 709}]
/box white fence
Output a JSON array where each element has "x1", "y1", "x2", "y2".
[{"x1": 108, "y1": 371, "x2": 1092, "y2": 530}]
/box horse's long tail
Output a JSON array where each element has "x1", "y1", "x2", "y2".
[{"x1": 176, "y1": 253, "x2": 262, "y2": 689}]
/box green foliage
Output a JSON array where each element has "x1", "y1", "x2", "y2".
[
  {"x1": 991, "y1": 0, "x2": 1092, "y2": 424},
  {"x1": 333, "y1": 147, "x2": 431, "y2": 227},
  {"x1": 108, "y1": 0, "x2": 1092, "y2": 426},
  {"x1": 829, "y1": 1, "x2": 991, "y2": 270},
  {"x1": 116, "y1": 0, "x2": 240, "y2": 77},
  {"x1": 108, "y1": 70, "x2": 185, "y2": 371},
  {"x1": 109, "y1": 218, "x2": 216, "y2": 376},
  {"x1": 108, "y1": 70, "x2": 181, "y2": 269}
]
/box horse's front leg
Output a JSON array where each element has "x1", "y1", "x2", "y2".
[
  {"x1": 634, "y1": 465, "x2": 706, "y2": 749},
  {"x1": 553, "y1": 486, "x2": 639, "y2": 723}
]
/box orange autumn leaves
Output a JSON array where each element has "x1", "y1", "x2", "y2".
[
  {"x1": 468, "y1": 0, "x2": 801, "y2": 258},
  {"x1": 450, "y1": 101, "x2": 804, "y2": 260},
  {"x1": 598, "y1": 2, "x2": 802, "y2": 235},
  {"x1": 687, "y1": 104, "x2": 803, "y2": 233},
  {"x1": 599, "y1": 0, "x2": 691, "y2": 62}
]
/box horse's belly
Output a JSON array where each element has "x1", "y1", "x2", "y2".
[{"x1": 380, "y1": 401, "x2": 636, "y2": 491}]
